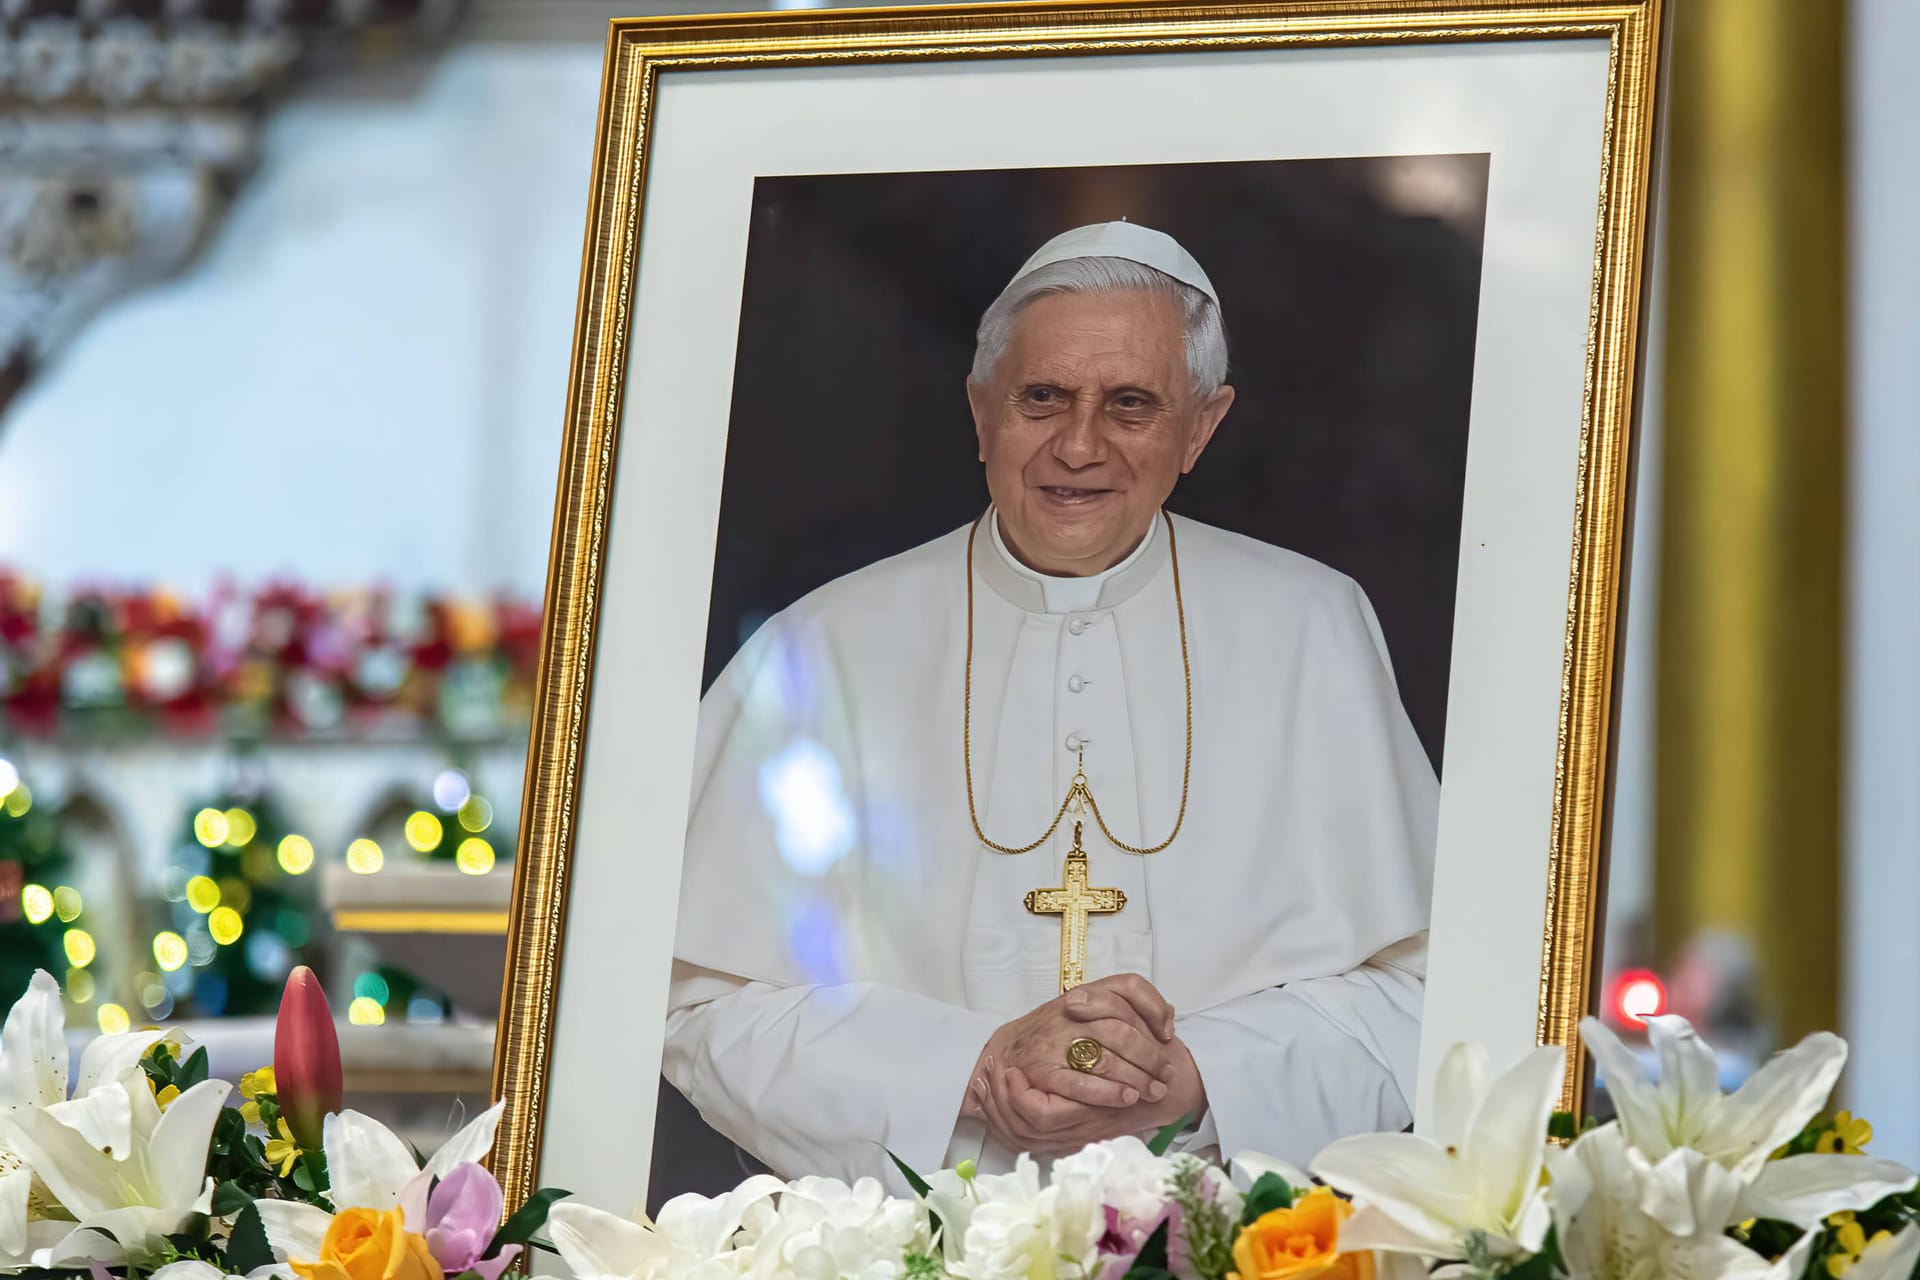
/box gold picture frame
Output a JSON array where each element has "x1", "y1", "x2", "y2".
[{"x1": 491, "y1": 0, "x2": 1664, "y2": 1209}]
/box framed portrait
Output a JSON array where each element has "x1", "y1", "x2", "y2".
[{"x1": 492, "y1": 0, "x2": 1665, "y2": 1217}]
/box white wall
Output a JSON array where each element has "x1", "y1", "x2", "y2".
[
  {"x1": 1841, "y1": 0, "x2": 1920, "y2": 1165},
  {"x1": 0, "y1": 42, "x2": 605, "y2": 597}
]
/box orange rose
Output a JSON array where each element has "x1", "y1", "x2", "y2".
[
  {"x1": 290, "y1": 1207, "x2": 444, "y2": 1280},
  {"x1": 1229, "y1": 1187, "x2": 1374, "y2": 1280}
]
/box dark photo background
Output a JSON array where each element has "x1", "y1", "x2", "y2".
[{"x1": 651, "y1": 154, "x2": 1491, "y2": 1209}]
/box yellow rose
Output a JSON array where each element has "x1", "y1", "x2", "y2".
[
  {"x1": 1229, "y1": 1187, "x2": 1374, "y2": 1280},
  {"x1": 290, "y1": 1207, "x2": 443, "y2": 1280}
]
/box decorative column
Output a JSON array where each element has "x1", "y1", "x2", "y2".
[{"x1": 1654, "y1": 0, "x2": 1847, "y2": 1042}]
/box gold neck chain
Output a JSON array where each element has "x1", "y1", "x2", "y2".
[{"x1": 962, "y1": 511, "x2": 1193, "y2": 856}]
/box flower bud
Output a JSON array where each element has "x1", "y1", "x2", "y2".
[{"x1": 274, "y1": 965, "x2": 342, "y2": 1149}]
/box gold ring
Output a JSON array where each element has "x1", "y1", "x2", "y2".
[{"x1": 1066, "y1": 1037, "x2": 1104, "y2": 1073}]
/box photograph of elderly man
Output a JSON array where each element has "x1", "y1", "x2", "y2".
[{"x1": 658, "y1": 205, "x2": 1462, "y2": 1195}]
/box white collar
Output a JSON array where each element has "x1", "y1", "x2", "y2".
[{"x1": 988, "y1": 509, "x2": 1158, "y2": 614}]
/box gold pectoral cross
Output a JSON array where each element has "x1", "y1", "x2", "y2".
[{"x1": 1023, "y1": 821, "x2": 1127, "y2": 993}]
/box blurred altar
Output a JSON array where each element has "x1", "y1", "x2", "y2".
[{"x1": 1, "y1": 0, "x2": 1915, "y2": 1169}]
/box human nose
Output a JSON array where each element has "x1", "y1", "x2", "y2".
[{"x1": 1050, "y1": 400, "x2": 1108, "y2": 469}]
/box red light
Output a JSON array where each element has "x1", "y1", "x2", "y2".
[{"x1": 1610, "y1": 968, "x2": 1667, "y2": 1025}]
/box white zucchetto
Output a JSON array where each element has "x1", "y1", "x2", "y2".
[{"x1": 1010, "y1": 221, "x2": 1219, "y2": 304}]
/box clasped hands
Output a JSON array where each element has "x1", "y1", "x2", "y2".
[{"x1": 960, "y1": 973, "x2": 1205, "y2": 1156}]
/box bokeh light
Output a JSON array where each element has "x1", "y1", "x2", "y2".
[
  {"x1": 404, "y1": 810, "x2": 444, "y2": 853},
  {"x1": 277, "y1": 834, "x2": 315, "y2": 875},
  {"x1": 0, "y1": 759, "x2": 17, "y2": 799},
  {"x1": 186, "y1": 927, "x2": 218, "y2": 966},
  {"x1": 20, "y1": 884, "x2": 52, "y2": 925},
  {"x1": 193, "y1": 808, "x2": 229, "y2": 848},
  {"x1": 455, "y1": 837, "x2": 495, "y2": 876},
  {"x1": 66, "y1": 968, "x2": 95, "y2": 1003},
  {"x1": 185, "y1": 875, "x2": 221, "y2": 913},
  {"x1": 456, "y1": 796, "x2": 492, "y2": 833},
  {"x1": 432, "y1": 770, "x2": 470, "y2": 811},
  {"x1": 353, "y1": 972, "x2": 391, "y2": 1005},
  {"x1": 223, "y1": 808, "x2": 258, "y2": 848},
  {"x1": 51, "y1": 886, "x2": 81, "y2": 922},
  {"x1": 63, "y1": 929, "x2": 96, "y2": 968},
  {"x1": 758, "y1": 738, "x2": 856, "y2": 875},
  {"x1": 346, "y1": 838, "x2": 384, "y2": 874},
  {"x1": 96, "y1": 1004, "x2": 130, "y2": 1034},
  {"x1": 4, "y1": 785, "x2": 31, "y2": 817},
  {"x1": 208, "y1": 906, "x2": 244, "y2": 946},
  {"x1": 347, "y1": 996, "x2": 386, "y2": 1026},
  {"x1": 152, "y1": 931, "x2": 188, "y2": 972}
]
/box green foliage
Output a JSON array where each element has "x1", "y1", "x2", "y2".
[
  {"x1": 888, "y1": 1151, "x2": 936, "y2": 1199},
  {"x1": 226, "y1": 1202, "x2": 275, "y2": 1274},
  {"x1": 490, "y1": 1185, "x2": 572, "y2": 1254},
  {"x1": 1148, "y1": 1112, "x2": 1197, "y2": 1158},
  {"x1": 0, "y1": 776, "x2": 79, "y2": 1004},
  {"x1": 905, "y1": 1252, "x2": 943, "y2": 1280},
  {"x1": 1239, "y1": 1172, "x2": 1295, "y2": 1226},
  {"x1": 1121, "y1": 1217, "x2": 1178, "y2": 1280}
]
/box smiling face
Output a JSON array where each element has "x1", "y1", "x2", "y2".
[{"x1": 969, "y1": 288, "x2": 1235, "y2": 576}]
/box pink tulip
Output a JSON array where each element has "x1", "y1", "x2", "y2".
[{"x1": 274, "y1": 965, "x2": 342, "y2": 1149}]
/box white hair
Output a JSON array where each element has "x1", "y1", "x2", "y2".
[{"x1": 969, "y1": 256, "x2": 1229, "y2": 396}]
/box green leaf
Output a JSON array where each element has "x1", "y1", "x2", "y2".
[
  {"x1": 179, "y1": 1047, "x2": 210, "y2": 1089},
  {"x1": 1147, "y1": 1112, "x2": 1196, "y2": 1157},
  {"x1": 226, "y1": 1202, "x2": 274, "y2": 1275},
  {"x1": 1121, "y1": 1220, "x2": 1167, "y2": 1274},
  {"x1": 887, "y1": 1151, "x2": 935, "y2": 1199},
  {"x1": 1547, "y1": 1111, "x2": 1580, "y2": 1142},
  {"x1": 210, "y1": 1181, "x2": 254, "y2": 1217},
  {"x1": 291, "y1": 1161, "x2": 317, "y2": 1193},
  {"x1": 1240, "y1": 1171, "x2": 1295, "y2": 1225},
  {"x1": 490, "y1": 1186, "x2": 572, "y2": 1254}
]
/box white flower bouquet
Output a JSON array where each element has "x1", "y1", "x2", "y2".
[
  {"x1": 550, "y1": 1016, "x2": 1920, "y2": 1280},
  {"x1": 0, "y1": 962, "x2": 1911, "y2": 1280}
]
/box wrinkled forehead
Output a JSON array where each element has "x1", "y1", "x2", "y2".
[{"x1": 999, "y1": 289, "x2": 1188, "y2": 384}]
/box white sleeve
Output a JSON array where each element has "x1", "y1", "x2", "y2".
[
  {"x1": 663, "y1": 962, "x2": 1000, "y2": 1191},
  {"x1": 1174, "y1": 938, "x2": 1425, "y2": 1166}
]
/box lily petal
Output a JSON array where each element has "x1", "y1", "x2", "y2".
[
  {"x1": 1632, "y1": 1147, "x2": 1743, "y2": 1237},
  {"x1": 0, "y1": 971, "x2": 67, "y2": 1110},
  {"x1": 322, "y1": 1110, "x2": 422, "y2": 1211},
  {"x1": 1463, "y1": 1044, "x2": 1563, "y2": 1234},
  {"x1": 0, "y1": 1167, "x2": 31, "y2": 1258},
  {"x1": 1705, "y1": 1030, "x2": 1847, "y2": 1176},
  {"x1": 1643, "y1": 1017, "x2": 1722, "y2": 1143},
  {"x1": 1311, "y1": 1133, "x2": 1476, "y2": 1246},
  {"x1": 71, "y1": 1030, "x2": 165, "y2": 1100},
  {"x1": 1738, "y1": 1154, "x2": 1917, "y2": 1226},
  {"x1": 549, "y1": 1200, "x2": 672, "y2": 1280},
  {"x1": 1430, "y1": 1043, "x2": 1489, "y2": 1158},
  {"x1": 46, "y1": 1080, "x2": 135, "y2": 1158},
  {"x1": 1579, "y1": 1016, "x2": 1672, "y2": 1161},
  {"x1": 4, "y1": 1105, "x2": 123, "y2": 1218},
  {"x1": 1334, "y1": 1202, "x2": 1458, "y2": 1258},
  {"x1": 146, "y1": 1080, "x2": 231, "y2": 1211},
  {"x1": 422, "y1": 1101, "x2": 504, "y2": 1182},
  {"x1": 255, "y1": 1198, "x2": 331, "y2": 1264},
  {"x1": 149, "y1": 1261, "x2": 227, "y2": 1280}
]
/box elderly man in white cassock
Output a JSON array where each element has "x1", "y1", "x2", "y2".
[{"x1": 663, "y1": 221, "x2": 1437, "y2": 1188}]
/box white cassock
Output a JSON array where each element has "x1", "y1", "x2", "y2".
[{"x1": 663, "y1": 509, "x2": 1437, "y2": 1187}]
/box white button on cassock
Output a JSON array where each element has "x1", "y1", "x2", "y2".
[
  {"x1": 1067, "y1": 617, "x2": 1088, "y2": 635},
  {"x1": 1068, "y1": 675, "x2": 1086, "y2": 693}
]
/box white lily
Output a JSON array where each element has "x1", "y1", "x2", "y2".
[
  {"x1": 1547, "y1": 1123, "x2": 1816, "y2": 1280},
  {"x1": 1309, "y1": 1042, "x2": 1564, "y2": 1265},
  {"x1": 0, "y1": 969, "x2": 173, "y2": 1153},
  {"x1": 547, "y1": 1175, "x2": 787, "y2": 1280},
  {"x1": 2, "y1": 1065, "x2": 228, "y2": 1262},
  {"x1": 254, "y1": 1101, "x2": 504, "y2": 1264},
  {"x1": 1583, "y1": 1015, "x2": 1915, "y2": 1225}
]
